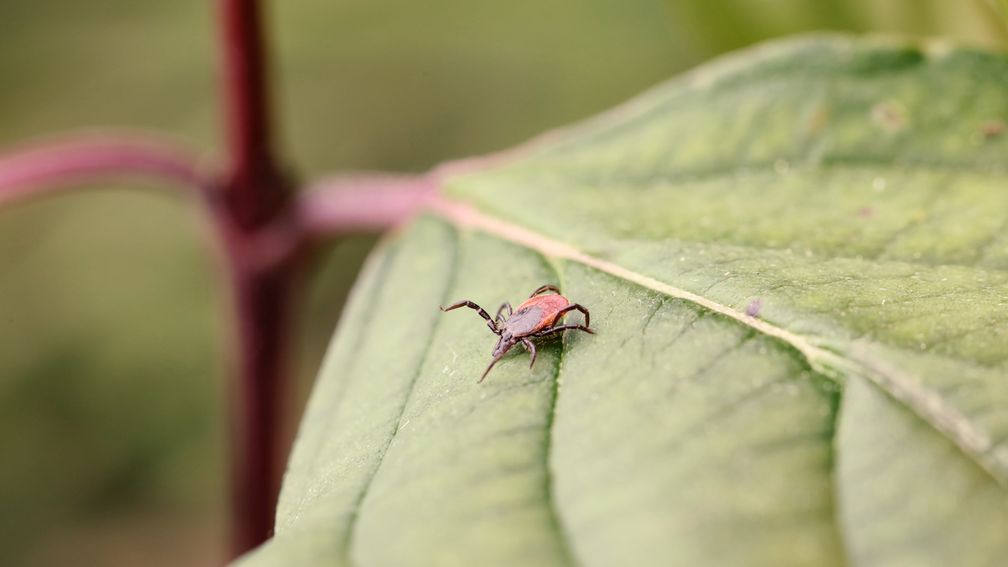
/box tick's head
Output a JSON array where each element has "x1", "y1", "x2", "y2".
[{"x1": 492, "y1": 336, "x2": 514, "y2": 358}]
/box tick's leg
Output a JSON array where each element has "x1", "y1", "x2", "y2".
[
  {"x1": 534, "y1": 323, "x2": 595, "y2": 339},
  {"x1": 521, "y1": 338, "x2": 538, "y2": 369},
  {"x1": 494, "y1": 302, "x2": 513, "y2": 326},
  {"x1": 552, "y1": 303, "x2": 591, "y2": 329},
  {"x1": 530, "y1": 284, "x2": 561, "y2": 298},
  {"x1": 441, "y1": 300, "x2": 499, "y2": 334}
]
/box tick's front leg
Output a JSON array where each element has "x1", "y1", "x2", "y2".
[{"x1": 441, "y1": 300, "x2": 500, "y2": 334}]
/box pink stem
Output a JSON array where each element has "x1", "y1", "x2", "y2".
[
  {"x1": 296, "y1": 147, "x2": 531, "y2": 239},
  {"x1": 298, "y1": 172, "x2": 439, "y2": 238},
  {"x1": 0, "y1": 134, "x2": 210, "y2": 206}
]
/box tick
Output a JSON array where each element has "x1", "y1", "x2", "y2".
[{"x1": 440, "y1": 284, "x2": 595, "y2": 382}]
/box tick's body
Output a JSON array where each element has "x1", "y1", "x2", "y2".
[
  {"x1": 505, "y1": 294, "x2": 570, "y2": 336},
  {"x1": 441, "y1": 285, "x2": 594, "y2": 382}
]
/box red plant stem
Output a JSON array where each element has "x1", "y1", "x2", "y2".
[
  {"x1": 217, "y1": 0, "x2": 295, "y2": 556},
  {"x1": 225, "y1": 248, "x2": 297, "y2": 557},
  {"x1": 219, "y1": 0, "x2": 289, "y2": 229}
]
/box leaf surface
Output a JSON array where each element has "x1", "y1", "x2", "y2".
[{"x1": 242, "y1": 35, "x2": 1008, "y2": 566}]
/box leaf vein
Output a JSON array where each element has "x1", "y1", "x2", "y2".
[
  {"x1": 539, "y1": 258, "x2": 578, "y2": 567},
  {"x1": 341, "y1": 228, "x2": 461, "y2": 566}
]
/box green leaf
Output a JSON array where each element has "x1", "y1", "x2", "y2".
[{"x1": 241, "y1": 35, "x2": 1008, "y2": 566}]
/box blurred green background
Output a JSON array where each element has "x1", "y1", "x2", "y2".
[{"x1": 0, "y1": 1, "x2": 1003, "y2": 565}]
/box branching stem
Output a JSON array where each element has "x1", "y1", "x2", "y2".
[{"x1": 0, "y1": 0, "x2": 457, "y2": 560}]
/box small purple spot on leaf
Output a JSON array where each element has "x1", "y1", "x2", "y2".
[
  {"x1": 982, "y1": 120, "x2": 1005, "y2": 140},
  {"x1": 746, "y1": 298, "x2": 763, "y2": 318},
  {"x1": 805, "y1": 105, "x2": 829, "y2": 135}
]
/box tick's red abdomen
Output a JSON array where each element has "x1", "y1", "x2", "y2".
[{"x1": 515, "y1": 294, "x2": 570, "y2": 331}]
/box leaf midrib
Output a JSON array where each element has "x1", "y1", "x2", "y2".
[{"x1": 430, "y1": 195, "x2": 1008, "y2": 490}]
